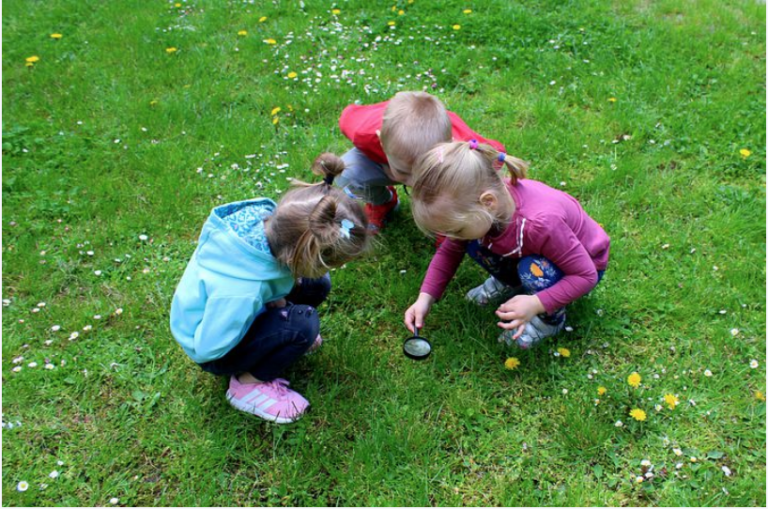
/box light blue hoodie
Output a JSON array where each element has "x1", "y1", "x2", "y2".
[{"x1": 170, "y1": 198, "x2": 294, "y2": 363}]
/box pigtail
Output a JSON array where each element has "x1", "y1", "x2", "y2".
[
  {"x1": 500, "y1": 154, "x2": 528, "y2": 185},
  {"x1": 311, "y1": 152, "x2": 346, "y2": 187}
]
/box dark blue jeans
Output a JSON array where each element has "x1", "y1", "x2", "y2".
[
  {"x1": 466, "y1": 241, "x2": 603, "y2": 318},
  {"x1": 198, "y1": 274, "x2": 331, "y2": 381}
]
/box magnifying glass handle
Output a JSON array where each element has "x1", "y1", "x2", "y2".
[{"x1": 414, "y1": 327, "x2": 419, "y2": 337}]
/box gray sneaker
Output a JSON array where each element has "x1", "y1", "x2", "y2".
[
  {"x1": 498, "y1": 315, "x2": 566, "y2": 349},
  {"x1": 465, "y1": 276, "x2": 522, "y2": 306}
]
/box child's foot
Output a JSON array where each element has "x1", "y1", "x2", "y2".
[
  {"x1": 226, "y1": 376, "x2": 309, "y2": 424},
  {"x1": 364, "y1": 186, "x2": 399, "y2": 234},
  {"x1": 498, "y1": 314, "x2": 566, "y2": 349},
  {"x1": 306, "y1": 334, "x2": 323, "y2": 355},
  {"x1": 466, "y1": 276, "x2": 522, "y2": 306}
]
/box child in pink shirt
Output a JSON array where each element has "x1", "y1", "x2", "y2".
[{"x1": 404, "y1": 141, "x2": 610, "y2": 348}]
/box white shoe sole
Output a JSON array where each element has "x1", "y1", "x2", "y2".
[{"x1": 226, "y1": 391, "x2": 305, "y2": 424}]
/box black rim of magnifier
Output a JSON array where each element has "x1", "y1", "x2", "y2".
[{"x1": 403, "y1": 327, "x2": 431, "y2": 360}]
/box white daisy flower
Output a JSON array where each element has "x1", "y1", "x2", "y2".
[
  {"x1": 704, "y1": 369, "x2": 713, "y2": 377},
  {"x1": 49, "y1": 471, "x2": 59, "y2": 479},
  {"x1": 51, "y1": 325, "x2": 61, "y2": 332},
  {"x1": 17, "y1": 481, "x2": 29, "y2": 492},
  {"x1": 110, "y1": 497, "x2": 119, "y2": 505},
  {"x1": 138, "y1": 234, "x2": 148, "y2": 241},
  {"x1": 721, "y1": 466, "x2": 732, "y2": 477},
  {"x1": 115, "y1": 308, "x2": 123, "y2": 315},
  {"x1": 750, "y1": 359, "x2": 759, "y2": 369},
  {"x1": 640, "y1": 459, "x2": 651, "y2": 467},
  {"x1": 28, "y1": 362, "x2": 38, "y2": 368},
  {"x1": 614, "y1": 420, "x2": 623, "y2": 427}
]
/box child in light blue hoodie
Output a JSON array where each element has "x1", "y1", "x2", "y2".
[{"x1": 171, "y1": 154, "x2": 370, "y2": 423}]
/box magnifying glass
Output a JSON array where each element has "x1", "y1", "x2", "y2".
[{"x1": 403, "y1": 327, "x2": 432, "y2": 360}]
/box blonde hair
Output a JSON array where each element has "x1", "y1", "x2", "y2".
[
  {"x1": 379, "y1": 91, "x2": 452, "y2": 176},
  {"x1": 266, "y1": 153, "x2": 370, "y2": 278},
  {"x1": 411, "y1": 141, "x2": 529, "y2": 238}
]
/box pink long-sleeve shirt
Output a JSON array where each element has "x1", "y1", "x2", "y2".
[{"x1": 420, "y1": 179, "x2": 611, "y2": 314}]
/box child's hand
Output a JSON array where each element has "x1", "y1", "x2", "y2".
[
  {"x1": 495, "y1": 295, "x2": 545, "y2": 339},
  {"x1": 266, "y1": 298, "x2": 287, "y2": 309},
  {"x1": 404, "y1": 292, "x2": 435, "y2": 334}
]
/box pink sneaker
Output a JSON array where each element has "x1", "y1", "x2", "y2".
[
  {"x1": 306, "y1": 334, "x2": 323, "y2": 355},
  {"x1": 226, "y1": 376, "x2": 309, "y2": 424}
]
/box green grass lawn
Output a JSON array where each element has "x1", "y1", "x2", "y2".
[{"x1": 2, "y1": 0, "x2": 765, "y2": 505}]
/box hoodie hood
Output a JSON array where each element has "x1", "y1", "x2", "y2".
[{"x1": 195, "y1": 198, "x2": 291, "y2": 282}]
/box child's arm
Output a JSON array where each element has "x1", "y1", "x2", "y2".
[
  {"x1": 525, "y1": 216, "x2": 600, "y2": 313},
  {"x1": 418, "y1": 239, "x2": 467, "y2": 300},
  {"x1": 404, "y1": 239, "x2": 466, "y2": 332}
]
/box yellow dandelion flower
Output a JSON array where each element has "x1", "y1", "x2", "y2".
[
  {"x1": 259, "y1": 16, "x2": 268, "y2": 22},
  {"x1": 270, "y1": 107, "x2": 281, "y2": 116},
  {"x1": 557, "y1": 347, "x2": 570, "y2": 358},
  {"x1": 398, "y1": 10, "x2": 404, "y2": 15},
  {"x1": 453, "y1": 24, "x2": 461, "y2": 30},
  {"x1": 166, "y1": 47, "x2": 178, "y2": 54},
  {"x1": 408, "y1": 0, "x2": 414, "y2": 3},
  {"x1": 391, "y1": 5, "x2": 397, "y2": 11},
  {"x1": 388, "y1": 21, "x2": 396, "y2": 27},
  {"x1": 174, "y1": 2, "x2": 181, "y2": 7},
  {"x1": 25, "y1": 56, "x2": 40, "y2": 63},
  {"x1": 332, "y1": 9, "x2": 341, "y2": 14},
  {"x1": 272, "y1": 117, "x2": 279, "y2": 125},
  {"x1": 597, "y1": 386, "x2": 607, "y2": 396},
  {"x1": 238, "y1": 30, "x2": 248, "y2": 36},
  {"x1": 504, "y1": 357, "x2": 521, "y2": 370},
  {"x1": 627, "y1": 372, "x2": 641, "y2": 388},
  {"x1": 25, "y1": 62, "x2": 34, "y2": 67},
  {"x1": 50, "y1": 33, "x2": 63, "y2": 39},
  {"x1": 664, "y1": 393, "x2": 679, "y2": 410},
  {"x1": 740, "y1": 148, "x2": 751, "y2": 158},
  {"x1": 629, "y1": 408, "x2": 647, "y2": 421},
  {"x1": 463, "y1": 9, "x2": 472, "y2": 14},
  {"x1": 287, "y1": 72, "x2": 297, "y2": 79},
  {"x1": 608, "y1": 97, "x2": 617, "y2": 103},
  {"x1": 755, "y1": 391, "x2": 765, "y2": 402},
  {"x1": 264, "y1": 38, "x2": 277, "y2": 45}
]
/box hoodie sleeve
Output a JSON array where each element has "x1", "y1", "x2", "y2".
[{"x1": 171, "y1": 292, "x2": 266, "y2": 363}]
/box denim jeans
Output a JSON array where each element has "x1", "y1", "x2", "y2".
[
  {"x1": 466, "y1": 241, "x2": 604, "y2": 318},
  {"x1": 198, "y1": 274, "x2": 331, "y2": 381},
  {"x1": 336, "y1": 148, "x2": 397, "y2": 205}
]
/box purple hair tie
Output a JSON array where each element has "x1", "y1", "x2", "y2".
[
  {"x1": 498, "y1": 153, "x2": 506, "y2": 163},
  {"x1": 468, "y1": 139, "x2": 479, "y2": 150}
]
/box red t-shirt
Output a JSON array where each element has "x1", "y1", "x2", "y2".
[{"x1": 338, "y1": 100, "x2": 506, "y2": 164}]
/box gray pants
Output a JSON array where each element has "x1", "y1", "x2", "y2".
[{"x1": 336, "y1": 148, "x2": 397, "y2": 205}]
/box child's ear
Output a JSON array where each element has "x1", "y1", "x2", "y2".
[{"x1": 479, "y1": 191, "x2": 498, "y2": 212}]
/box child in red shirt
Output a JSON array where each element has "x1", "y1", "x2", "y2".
[{"x1": 337, "y1": 91, "x2": 505, "y2": 233}]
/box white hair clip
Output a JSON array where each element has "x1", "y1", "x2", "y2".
[{"x1": 340, "y1": 219, "x2": 355, "y2": 239}]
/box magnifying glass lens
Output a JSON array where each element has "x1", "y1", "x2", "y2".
[{"x1": 403, "y1": 337, "x2": 431, "y2": 358}]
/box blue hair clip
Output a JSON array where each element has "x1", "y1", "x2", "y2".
[
  {"x1": 498, "y1": 153, "x2": 506, "y2": 163},
  {"x1": 340, "y1": 219, "x2": 355, "y2": 239}
]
